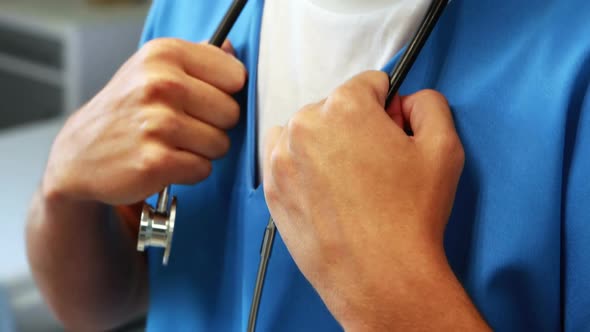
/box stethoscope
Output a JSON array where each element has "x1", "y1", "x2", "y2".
[{"x1": 136, "y1": 0, "x2": 449, "y2": 331}]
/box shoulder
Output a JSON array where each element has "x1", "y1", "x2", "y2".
[{"x1": 458, "y1": 1, "x2": 590, "y2": 67}]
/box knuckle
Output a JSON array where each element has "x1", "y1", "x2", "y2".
[
  {"x1": 137, "y1": 109, "x2": 159, "y2": 138},
  {"x1": 354, "y1": 70, "x2": 388, "y2": 90},
  {"x1": 270, "y1": 149, "x2": 291, "y2": 179},
  {"x1": 157, "y1": 113, "x2": 181, "y2": 136},
  {"x1": 434, "y1": 132, "x2": 464, "y2": 164},
  {"x1": 140, "y1": 39, "x2": 161, "y2": 58},
  {"x1": 417, "y1": 89, "x2": 449, "y2": 107},
  {"x1": 226, "y1": 65, "x2": 248, "y2": 93},
  {"x1": 211, "y1": 132, "x2": 231, "y2": 158},
  {"x1": 139, "y1": 75, "x2": 183, "y2": 104},
  {"x1": 194, "y1": 158, "x2": 213, "y2": 181},
  {"x1": 222, "y1": 99, "x2": 241, "y2": 129},
  {"x1": 454, "y1": 142, "x2": 466, "y2": 169},
  {"x1": 140, "y1": 38, "x2": 180, "y2": 62},
  {"x1": 328, "y1": 87, "x2": 351, "y2": 108},
  {"x1": 199, "y1": 127, "x2": 231, "y2": 160},
  {"x1": 300, "y1": 102, "x2": 318, "y2": 113},
  {"x1": 139, "y1": 110, "x2": 179, "y2": 139},
  {"x1": 326, "y1": 86, "x2": 360, "y2": 112},
  {"x1": 263, "y1": 181, "x2": 279, "y2": 204},
  {"x1": 366, "y1": 70, "x2": 388, "y2": 82},
  {"x1": 176, "y1": 156, "x2": 212, "y2": 184},
  {"x1": 287, "y1": 111, "x2": 310, "y2": 139},
  {"x1": 137, "y1": 145, "x2": 167, "y2": 177}
]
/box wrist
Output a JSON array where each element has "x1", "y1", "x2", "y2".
[
  {"x1": 336, "y1": 244, "x2": 453, "y2": 331},
  {"x1": 41, "y1": 169, "x2": 105, "y2": 215},
  {"x1": 41, "y1": 151, "x2": 90, "y2": 205},
  {"x1": 339, "y1": 250, "x2": 488, "y2": 332}
]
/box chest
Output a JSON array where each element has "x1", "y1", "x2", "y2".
[{"x1": 146, "y1": 0, "x2": 590, "y2": 330}]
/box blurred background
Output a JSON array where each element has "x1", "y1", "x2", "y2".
[{"x1": 0, "y1": 0, "x2": 150, "y2": 330}]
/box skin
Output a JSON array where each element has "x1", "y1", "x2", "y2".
[
  {"x1": 263, "y1": 71, "x2": 491, "y2": 331},
  {"x1": 26, "y1": 38, "x2": 247, "y2": 331},
  {"x1": 28, "y1": 40, "x2": 488, "y2": 330}
]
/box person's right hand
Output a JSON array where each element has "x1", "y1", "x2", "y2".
[{"x1": 42, "y1": 38, "x2": 247, "y2": 205}]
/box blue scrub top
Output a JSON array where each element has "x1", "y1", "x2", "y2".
[{"x1": 142, "y1": 0, "x2": 590, "y2": 331}]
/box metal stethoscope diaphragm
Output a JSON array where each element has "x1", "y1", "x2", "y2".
[
  {"x1": 137, "y1": 186, "x2": 176, "y2": 265},
  {"x1": 134, "y1": 0, "x2": 449, "y2": 330},
  {"x1": 135, "y1": 0, "x2": 249, "y2": 266}
]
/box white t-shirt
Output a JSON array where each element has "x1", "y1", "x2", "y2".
[{"x1": 257, "y1": 0, "x2": 431, "y2": 174}]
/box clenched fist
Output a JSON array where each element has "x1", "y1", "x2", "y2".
[
  {"x1": 43, "y1": 38, "x2": 246, "y2": 205},
  {"x1": 263, "y1": 71, "x2": 487, "y2": 331}
]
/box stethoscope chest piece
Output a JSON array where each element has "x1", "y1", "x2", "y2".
[
  {"x1": 137, "y1": 186, "x2": 176, "y2": 265},
  {"x1": 135, "y1": 0, "x2": 248, "y2": 268}
]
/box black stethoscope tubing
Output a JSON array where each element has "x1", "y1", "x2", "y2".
[{"x1": 207, "y1": 1, "x2": 449, "y2": 331}]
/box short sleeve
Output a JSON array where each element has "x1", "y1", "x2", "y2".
[{"x1": 139, "y1": 0, "x2": 163, "y2": 46}]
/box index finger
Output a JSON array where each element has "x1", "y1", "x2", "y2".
[
  {"x1": 181, "y1": 42, "x2": 247, "y2": 94},
  {"x1": 401, "y1": 89, "x2": 457, "y2": 141}
]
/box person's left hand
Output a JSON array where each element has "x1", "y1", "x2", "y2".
[{"x1": 263, "y1": 71, "x2": 476, "y2": 331}]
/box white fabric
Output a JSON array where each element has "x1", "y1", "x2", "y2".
[
  {"x1": 309, "y1": 0, "x2": 409, "y2": 14},
  {"x1": 257, "y1": 0, "x2": 431, "y2": 175}
]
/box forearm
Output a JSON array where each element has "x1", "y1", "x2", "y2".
[
  {"x1": 26, "y1": 186, "x2": 148, "y2": 331},
  {"x1": 341, "y1": 250, "x2": 490, "y2": 332}
]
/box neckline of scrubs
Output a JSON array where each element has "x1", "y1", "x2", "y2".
[{"x1": 244, "y1": 0, "x2": 457, "y2": 193}]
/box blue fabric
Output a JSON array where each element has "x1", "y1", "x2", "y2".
[{"x1": 141, "y1": 0, "x2": 590, "y2": 331}]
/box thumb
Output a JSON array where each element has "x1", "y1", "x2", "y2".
[{"x1": 401, "y1": 89, "x2": 457, "y2": 141}]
